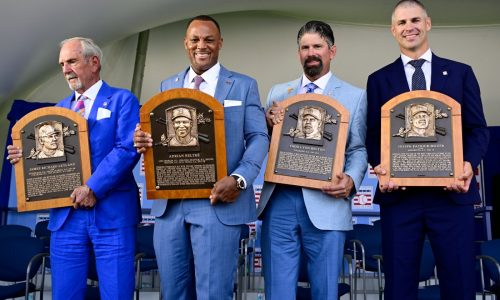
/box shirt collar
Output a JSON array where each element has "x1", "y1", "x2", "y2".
[
  {"x1": 74, "y1": 80, "x2": 103, "y2": 100},
  {"x1": 301, "y1": 72, "x2": 332, "y2": 90},
  {"x1": 401, "y1": 48, "x2": 433, "y2": 66},
  {"x1": 188, "y1": 62, "x2": 220, "y2": 86}
]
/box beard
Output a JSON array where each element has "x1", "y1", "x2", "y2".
[
  {"x1": 65, "y1": 73, "x2": 83, "y2": 91},
  {"x1": 303, "y1": 125, "x2": 313, "y2": 134},
  {"x1": 303, "y1": 56, "x2": 323, "y2": 78}
]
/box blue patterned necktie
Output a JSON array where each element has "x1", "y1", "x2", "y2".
[
  {"x1": 305, "y1": 82, "x2": 317, "y2": 94},
  {"x1": 409, "y1": 59, "x2": 426, "y2": 90},
  {"x1": 74, "y1": 95, "x2": 87, "y2": 117}
]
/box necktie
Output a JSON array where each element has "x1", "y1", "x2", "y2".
[
  {"x1": 305, "y1": 82, "x2": 317, "y2": 94},
  {"x1": 193, "y1": 75, "x2": 204, "y2": 90},
  {"x1": 74, "y1": 95, "x2": 87, "y2": 117},
  {"x1": 409, "y1": 59, "x2": 426, "y2": 90}
]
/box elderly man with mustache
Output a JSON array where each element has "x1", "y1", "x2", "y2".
[{"x1": 7, "y1": 37, "x2": 140, "y2": 300}]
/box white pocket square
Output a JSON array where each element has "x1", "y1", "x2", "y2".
[
  {"x1": 224, "y1": 100, "x2": 242, "y2": 107},
  {"x1": 97, "y1": 107, "x2": 111, "y2": 120}
]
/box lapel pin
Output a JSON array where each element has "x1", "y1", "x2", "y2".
[
  {"x1": 175, "y1": 77, "x2": 179, "y2": 82},
  {"x1": 103, "y1": 102, "x2": 108, "y2": 107},
  {"x1": 443, "y1": 71, "x2": 448, "y2": 76},
  {"x1": 287, "y1": 88, "x2": 293, "y2": 94}
]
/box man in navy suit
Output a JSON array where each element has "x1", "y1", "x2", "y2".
[
  {"x1": 366, "y1": 1, "x2": 489, "y2": 299},
  {"x1": 8, "y1": 37, "x2": 141, "y2": 300},
  {"x1": 257, "y1": 21, "x2": 367, "y2": 300},
  {"x1": 134, "y1": 15, "x2": 269, "y2": 300}
]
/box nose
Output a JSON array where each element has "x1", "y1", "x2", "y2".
[
  {"x1": 306, "y1": 48, "x2": 316, "y2": 56},
  {"x1": 197, "y1": 39, "x2": 206, "y2": 49},
  {"x1": 61, "y1": 63, "x2": 72, "y2": 74}
]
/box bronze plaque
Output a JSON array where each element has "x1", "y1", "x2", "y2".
[
  {"x1": 140, "y1": 88, "x2": 227, "y2": 199},
  {"x1": 11, "y1": 107, "x2": 91, "y2": 211},
  {"x1": 264, "y1": 94, "x2": 349, "y2": 189},
  {"x1": 380, "y1": 91, "x2": 463, "y2": 187}
]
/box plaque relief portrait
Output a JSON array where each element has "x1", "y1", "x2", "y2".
[
  {"x1": 405, "y1": 103, "x2": 435, "y2": 138},
  {"x1": 285, "y1": 105, "x2": 329, "y2": 146},
  {"x1": 28, "y1": 121, "x2": 65, "y2": 160},
  {"x1": 296, "y1": 106, "x2": 324, "y2": 140},
  {"x1": 162, "y1": 106, "x2": 200, "y2": 148},
  {"x1": 392, "y1": 102, "x2": 450, "y2": 143}
]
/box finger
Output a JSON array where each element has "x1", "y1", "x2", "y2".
[
  {"x1": 136, "y1": 147, "x2": 147, "y2": 154},
  {"x1": 209, "y1": 195, "x2": 217, "y2": 205}
]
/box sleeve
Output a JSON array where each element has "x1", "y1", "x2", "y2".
[
  {"x1": 86, "y1": 91, "x2": 140, "y2": 198},
  {"x1": 343, "y1": 90, "x2": 368, "y2": 193},
  {"x1": 231, "y1": 78, "x2": 270, "y2": 185},
  {"x1": 461, "y1": 65, "x2": 489, "y2": 168}
]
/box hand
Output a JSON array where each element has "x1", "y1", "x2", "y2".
[
  {"x1": 209, "y1": 176, "x2": 240, "y2": 205},
  {"x1": 134, "y1": 123, "x2": 153, "y2": 154},
  {"x1": 6, "y1": 145, "x2": 22, "y2": 164},
  {"x1": 321, "y1": 173, "x2": 354, "y2": 199},
  {"x1": 71, "y1": 185, "x2": 96, "y2": 209},
  {"x1": 373, "y1": 164, "x2": 405, "y2": 192},
  {"x1": 265, "y1": 101, "x2": 285, "y2": 128},
  {"x1": 445, "y1": 161, "x2": 473, "y2": 193}
]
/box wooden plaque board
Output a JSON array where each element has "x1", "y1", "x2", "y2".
[
  {"x1": 264, "y1": 94, "x2": 349, "y2": 189},
  {"x1": 380, "y1": 91, "x2": 463, "y2": 187},
  {"x1": 140, "y1": 88, "x2": 227, "y2": 199},
  {"x1": 12, "y1": 107, "x2": 91, "y2": 212}
]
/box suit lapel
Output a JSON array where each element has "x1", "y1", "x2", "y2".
[
  {"x1": 87, "y1": 81, "x2": 112, "y2": 130},
  {"x1": 388, "y1": 58, "x2": 410, "y2": 95},
  {"x1": 173, "y1": 69, "x2": 188, "y2": 89},
  {"x1": 430, "y1": 54, "x2": 448, "y2": 92},
  {"x1": 324, "y1": 75, "x2": 341, "y2": 98},
  {"x1": 59, "y1": 95, "x2": 74, "y2": 109},
  {"x1": 286, "y1": 78, "x2": 301, "y2": 98},
  {"x1": 214, "y1": 66, "x2": 233, "y2": 104}
]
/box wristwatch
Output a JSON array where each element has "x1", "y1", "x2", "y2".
[{"x1": 230, "y1": 174, "x2": 247, "y2": 190}]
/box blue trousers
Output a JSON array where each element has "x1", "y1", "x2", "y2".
[
  {"x1": 50, "y1": 209, "x2": 136, "y2": 300},
  {"x1": 153, "y1": 199, "x2": 241, "y2": 300},
  {"x1": 261, "y1": 185, "x2": 346, "y2": 300},
  {"x1": 380, "y1": 191, "x2": 476, "y2": 300}
]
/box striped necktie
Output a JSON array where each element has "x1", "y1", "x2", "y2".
[{"x1": 74, "y1": 95, "x2": 87, "y2": 117}]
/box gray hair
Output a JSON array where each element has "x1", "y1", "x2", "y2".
[{"x1": 60, "y1": 37, "x2": 103, "y2": 62}]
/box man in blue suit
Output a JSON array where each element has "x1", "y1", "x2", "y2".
[
  {"x1": 8, "y1": 37, "x2": 141, "y2": 299},
  {"x1": 256, "y1": 21, "x2": 367, "y2": 300},
  {"x1": 134, "y1": 15, "x2": 269, "y2": 300},
  {"x1": 366, "y1": 1, "x2": 489, "y2": 299}
]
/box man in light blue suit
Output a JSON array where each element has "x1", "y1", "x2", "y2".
[
  {"x1": 134, "y1": 15, "x2": 269, "y2": 300},
  {"x1": 256, "y1": 21, "x2": 367, "y2": 300},
  {"x1": 8, "y1": 37, "x2": 141, "y2": 300}
]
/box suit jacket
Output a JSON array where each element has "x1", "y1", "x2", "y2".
[
  {"x1": 151, "y1": 65, "x2": 269, "y2": 225},
  {"x1": 48, "y1": 81, "x2": 141, "y2": 231},
  {"x1": 257, "y1": 74, "x2": 368, "y2": 231},
  {"x1": 366, "y1": 53, "x2": 489, "y2": 205}
]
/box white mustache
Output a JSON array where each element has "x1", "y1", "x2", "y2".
[{"x1": 65, "y1": 73, "x2": 78, "y2": 80}]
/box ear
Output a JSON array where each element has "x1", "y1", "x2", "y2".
[
  {"x1": 219, "y1": 37, "x2": 223, "y2": 49},
  {"x1": 425, "y1": 16, "x2": 432, "y2": 31},
  {"x1": 391, "y1": 24, "x2": 397, "y2": 39},
  {"x1": 184, "y1": 37, "x2": 189, "y2": 51},
  {"x1": 329, "y1": 45, "x2": 337, "y2": 60},
  {"x1": 90, "y1": 56, "x2": 100, "y2": 72}
]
